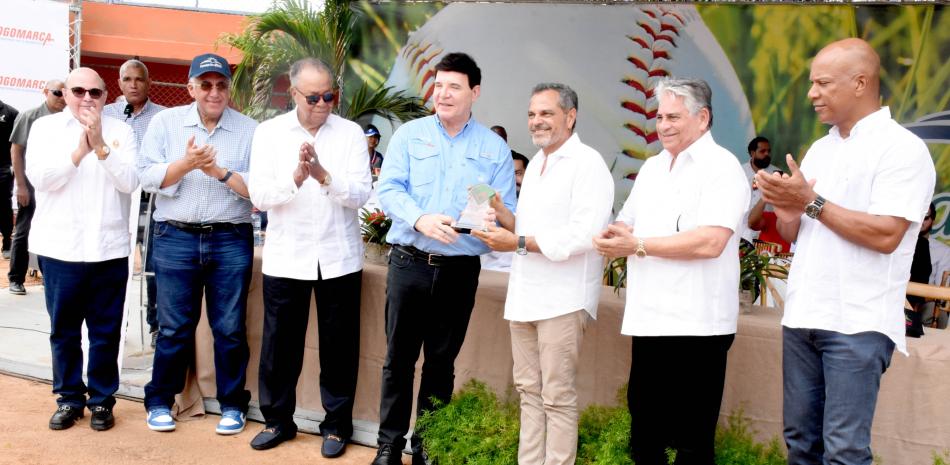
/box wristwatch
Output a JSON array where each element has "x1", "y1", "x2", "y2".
[
  {"x1": 804, "y1": 194, "x2": 826, "y2": 219},
  {"x1": 516, "y1": 236, "x2": 527, "y2": 256},
  {"x1": 218, "y1": 170, "x2": 233, "y2": 183},
  {"x1": 320, "y1": 172, "x2": 333, "y2": 187},
  {"x1": 95, "y1": 145, "x2": 110, "y2": 159},
  {"x1": 635, "y1": 238, "x2": 647, "y2": 258}
]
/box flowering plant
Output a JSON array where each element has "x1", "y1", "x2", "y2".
[{"x1": 360, "y1": 208, "x2": 392, "y2": 245}]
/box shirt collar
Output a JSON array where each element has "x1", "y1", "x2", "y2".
[
  {"x1": 183, "y1": 102, "x2": 233, "y2": 132},
  {"x1": 282, "y1": 108, "x2": 336, "y2": 134},
  {"x1": 435, "y1": 114, "x2": 474, "y2": 138},
  {"x1": 830, "y1": 106, "x2": 890, "y2": 140},
  {"x1": 541, "y1": 132, "x2": 581, "y2": 160},
  {"x1": 659, "y1": 130, "x2": 714, "y2": 164}
]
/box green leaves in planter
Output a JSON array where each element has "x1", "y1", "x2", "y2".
[{"x1": 415, "y1": 380, "x2": 519, "y2": 465}]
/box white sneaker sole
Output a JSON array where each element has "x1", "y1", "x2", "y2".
[
  {"x1": 216, "y1": 424, "x2": 245, "y2": 435},
  {"x1": 147, "y1": 422, "x2": 176, "y2": 432}
]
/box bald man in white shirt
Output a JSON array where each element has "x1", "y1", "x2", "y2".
[
  {"x1": 247, "y1": 58, "x2": 371, "y2": 457},
  {"x1": 475, "y1": 83, "x2": 613, "y2": 465},
  {"x1": 27, "y1": 68, "x2": 138, "y2": 432},
  {"x1": 756, "y1": 38, "x2": 935, "y2": 465}
]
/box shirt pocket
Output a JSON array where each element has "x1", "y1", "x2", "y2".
[
  {"x1": 462, "y1": 151, "x2": 495, "y2": 186},
  {"x1": 408, "y1": 141, "x2": 439, "y2": 189}
]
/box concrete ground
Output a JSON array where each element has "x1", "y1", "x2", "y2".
[{"x1": 0, "y1": 258, "x2": 405, "y2": 465}]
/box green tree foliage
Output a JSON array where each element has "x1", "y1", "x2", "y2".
[
  {"x1": 699, "y1": 5, "x2": 949, "y2": 190},
  {"x1": 221, "y1": 0, "x2": 428, "y2": 123}
]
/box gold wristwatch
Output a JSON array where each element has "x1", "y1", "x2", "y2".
[{"x1": 95, "y1": 145, "x2": 111, "y2": 159}]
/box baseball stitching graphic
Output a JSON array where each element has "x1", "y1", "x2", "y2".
[{"x1": 377, "y1": 4, "x2": 754, "y2": 211}]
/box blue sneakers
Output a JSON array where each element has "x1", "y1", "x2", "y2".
[
  {"x1": 216, "y1": 409, "x2": 246, "y2": 435},
  {"x1": 146, "y1": 406, "x2": 175, "y2": 432}
]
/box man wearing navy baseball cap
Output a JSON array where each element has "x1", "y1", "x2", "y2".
[
  {"x1": 138, "y1": 52, "x2": 258, "y2": 437},
  {"x1": 364, "y1": 123, "x2": 384, "y2": 177}
]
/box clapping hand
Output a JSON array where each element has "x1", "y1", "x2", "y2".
[{"x1": 754, "y1": 154, "x2": 817, "y2": 223}]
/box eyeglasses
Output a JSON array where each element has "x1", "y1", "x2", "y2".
[
  {"x1": 50, "y1": 89, "x2": 63, "y2": 98},
  {"x1": 303, "y1": 92, "x2": 335, "y2": 105},
  {"x1": 70, "y1": 87, "x2": 104, "y2": 99},
  {"x1": 197, "y1": 81, "x2": 229, "y2": 92}
]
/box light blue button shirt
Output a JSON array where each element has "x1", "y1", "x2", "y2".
[
  {"x1": 377, "y1": 115, "x2": 516, "y2": 256},
  {"x1": 103, "y1": 99, "x2": 166, "y2": 150},
  {"x1": 137, "y1": 102, "x2": 257, "y2": 223}
]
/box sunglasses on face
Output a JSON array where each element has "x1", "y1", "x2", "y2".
[
  {"x1": 303, "y1": 92, "x2": 335, "y2": 105},
  {"x1": 197, "y1": 81, "x2": 229, "y2": 92},
  {"x1": 70, "y1": 87, "x2": 104, "y2": 99},
  {"x1": 50, "y1": 89, "x2": 64, "y2": 98}
]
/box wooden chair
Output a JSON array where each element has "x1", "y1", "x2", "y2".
[
  {"x1": 930, "y1": 270, "x2": 950, "y2": 328},
  {"x1": 906, "y1": 280, "x2": 950, "y2": 329}
]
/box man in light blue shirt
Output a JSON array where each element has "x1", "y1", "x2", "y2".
[
  {"x1": 372, "y1": 52, "x2": 516, "y2": 465},
  {"x1": 137, "y1": 53, "x2": 257, "y2": 437}
]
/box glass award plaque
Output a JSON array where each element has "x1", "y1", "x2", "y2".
[{"x1": 453, "y1": 183, "x2": 496, "y2": 233}]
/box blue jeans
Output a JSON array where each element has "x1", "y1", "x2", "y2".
[
  {"x1": 39, "y1": 256, "x2": 128, "y2": 410},
  {"x1": 144, "y1": 221, "x2": 253, "y2": 412},
  {"x1": 783, "y1": 327, "x2": 895, "y2": 465}
]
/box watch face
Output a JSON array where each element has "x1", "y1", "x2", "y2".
[
  {"x1": 635, "y1": 250, "x2": 646, "y2": 258},
  {"x1": 805, "y1": 204, "x2": 819, "y2": 218}
]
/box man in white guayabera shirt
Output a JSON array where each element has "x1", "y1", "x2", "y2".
[
  {"x1": 28, "y1": 67, "x2": 138, "y2": 432},
  {"x1": 475, "y1": 82, "x2": 613, "y2": 465},
  {"x1": 247, "y1": 57, "x2": 371, "y2": 458},
  {"x1": 755, "y1": 38, "x2": 935, "y2": 465},
  {"x1": 594, "y1": 77, "x2": 749, "y2": 465}
]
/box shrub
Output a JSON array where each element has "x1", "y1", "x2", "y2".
[{"x1": 415, "y1": 380, "x2": 519, "y2": 465}]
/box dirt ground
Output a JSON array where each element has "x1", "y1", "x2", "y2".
[
  {"x1": 0, "y1": 252, "x2": 44, "y2": 289},
  {"x1": 0, "y1": 374, "x2": 411, "y2": 465}
]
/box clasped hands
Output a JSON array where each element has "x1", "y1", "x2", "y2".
[
  {"x1": 183, "y1": 135, "x2": 227, "y2": 180},
  {"x1": 73, "y1": 107, "x2": 107, "y2": 165},
  {"x1": 293, "y1": 142, "x2": 330, "y2": 187},
  {"x1": 754, "y1": 154, "x2": 818, "y2": 223}
]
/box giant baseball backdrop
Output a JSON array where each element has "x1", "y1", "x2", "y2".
[{"x1": 351, "y1": 2, "x2": 949, "y2": 233}]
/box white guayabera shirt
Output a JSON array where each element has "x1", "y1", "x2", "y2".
[
  {"x1": 616, "y1": 131, "x2": 749, "y2": 337},
  {"x1": 248, "y1": 110, "x2": 372, "y2": 280},
  {"x1": 505, "y1": 133, "x2": 614, "y2": 323},
  {"x1": 783, "y1": 107, "x2": 935, "y2": 355},
  {"x1": 26, "y1": 111, "x2": 139, "y2": 262}
]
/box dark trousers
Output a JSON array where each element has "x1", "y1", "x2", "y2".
[
  {"x1": 144, "y1": 221, "x2": 253, "y2": 412},
  {"x1": 8, "y1": 181, "x2": 34, "y2": 284},
  {"x1": 628, "y1": 334, "x2": 735, "y2": 465},
  {"x1": 258, "y1": 271, "x2": 361, "y2": 437},
  {"x1": 0, "y1": 166, "x2": 12, "y2": 250},
  {"x1": 39, "y1": 256, "x2": 129, "y2": 410},
  {"x1": 376, "y1": 246, "x2": 481, "y2": 451}
]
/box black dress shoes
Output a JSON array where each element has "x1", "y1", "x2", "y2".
[
  {"x1": 90, "y1": 406, "x2": 115, "y2": 431},
  {"x1": 49, "y1": 405, "x2": 84, "y2": 430},
  {"x1": 371, "y1": 443, "x2": 403, "y2": 465},
  {"x1": 412, "y1": 448, "x2": 433, "y2": 465},
  {"x1": 250, "y1": 423, "x2": 297, "y2": 450},
  {"x1": 321, "y1": 433, "x2": 347, "y2": 458}
]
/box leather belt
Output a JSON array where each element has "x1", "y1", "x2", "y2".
[
  {"x1": 392, "y1": 244, "x2": 478, "y2": 267},
  {"x1": 165, "y1": 220, "x2": 233, "y2": 234}
]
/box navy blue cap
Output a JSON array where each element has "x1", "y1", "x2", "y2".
[
  {"x1": 364, "y1": 124, "x2": 380, "y2": 137},
  {"x1": 189, "y1": 53, "x2": 232, "y2": 80}
]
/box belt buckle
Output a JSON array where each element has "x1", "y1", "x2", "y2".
[{"x1": 427, "y1": 253, "x2": 437, "y2": 266}]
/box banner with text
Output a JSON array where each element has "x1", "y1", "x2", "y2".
[{"x1": 0, "y1": 0, "x2": 69, "y2": 111}]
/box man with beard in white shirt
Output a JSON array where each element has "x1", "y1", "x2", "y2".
[{"x1": 475, "y1": 83, "x2": 613, "y2": 464}]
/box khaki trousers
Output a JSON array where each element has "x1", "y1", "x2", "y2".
[{"x1": 510, "y1": 310, "x2": 589, "y2": 465}]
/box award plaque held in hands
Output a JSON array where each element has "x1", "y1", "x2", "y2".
[{"x1": 452, "y1": 183, "x2": 496, "y2": 234}]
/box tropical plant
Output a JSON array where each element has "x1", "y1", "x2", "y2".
[
  {"x1": 359, "y1": 207, "x2": 391, "y2": 245},
  {"x1": 221, "y1": 0, "x2": 429, "y2": 123},
  {"x1": 739, "y1": 239, "x2": 789, "y2": 303}
]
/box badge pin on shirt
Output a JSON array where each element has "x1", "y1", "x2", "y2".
[{"x1": 112, "y1": 139, "x2": 120, "y2": 149}]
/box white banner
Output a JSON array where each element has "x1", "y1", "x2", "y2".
[{"x1": 0, "y1": 0, "x2": 69, "y2": 112}]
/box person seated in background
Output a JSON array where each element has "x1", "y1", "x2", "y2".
[
  {"x1": 906, "y1": 207, "x2": 933, "y2": 337},
  {"x1": 918, "y1": 203, "x2": 950, "y2": 328},
  {"x1": 747, "y1": 171, "x2": 791, "y2": 254}
]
